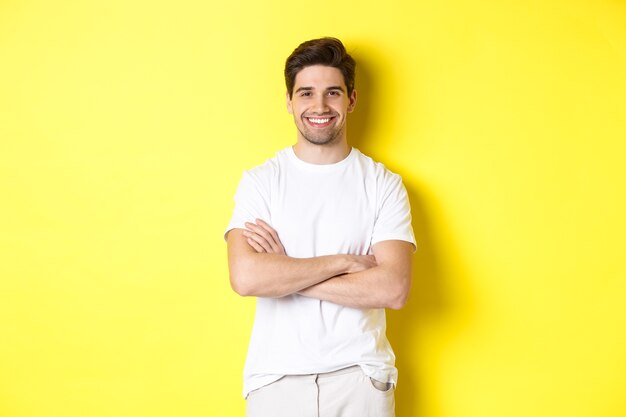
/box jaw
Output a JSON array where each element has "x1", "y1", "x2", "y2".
[
  {"x1": 297, "y1": 123, "x2": 346, "y2": 147},
  {"x1": 292, "y1": 110, "x2": 348, "y2": 147}
]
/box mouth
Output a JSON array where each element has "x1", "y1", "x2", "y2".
[{"x1": 305, "y1": 116, "x2": 335, "y2": 128}]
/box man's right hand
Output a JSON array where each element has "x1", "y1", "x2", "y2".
[
  {"x1": 228, "y1": 226, "x2": 376, "y2": 298},
  {"x1": 242, "y1": 218, "x2": 377, "y2": 275},
  {"x1": 243, "y1": 219, "x2": 286, "y2": 255}
]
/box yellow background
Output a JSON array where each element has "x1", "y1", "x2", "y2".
[{"x1": 1, "y1": 0, "x2": 625, "y2": 416}]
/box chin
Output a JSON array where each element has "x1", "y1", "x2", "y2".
[{"x1": 304, "y1": 135, "x2": 338, "y2": 146}]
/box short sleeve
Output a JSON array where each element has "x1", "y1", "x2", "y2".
[
  {"x1": 224, "y1": 170, "x2": 272, "y2": 240},
  {"x1": 371, "y1": 172, "x2": 416, "y2": 251}
]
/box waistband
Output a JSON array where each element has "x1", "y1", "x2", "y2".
[{"x1": 315, "y1": 365, "x2": 362, "y2": 379}]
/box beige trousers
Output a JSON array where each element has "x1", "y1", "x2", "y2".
[{"x1": 246, "y1": 366, "x2": 395, "y2": 417}]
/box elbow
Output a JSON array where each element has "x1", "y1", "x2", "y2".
[
  {"x1": 230, "y1": 275, "x2": 254, "y2": 297},
  {"x1": 228, "y1": 260, "x2": 256, "y2": 297},
  {"x1": 387, "y1": 293, "x2": 408, "y2": 310},
  {"x1": 386, "y1": 277, "x2": 410, "y2": 310}
]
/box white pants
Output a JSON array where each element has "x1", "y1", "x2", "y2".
[{"x1": 246, "y1": 366, "x2": 395, "y2": 417}]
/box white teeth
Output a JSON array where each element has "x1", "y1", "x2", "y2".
[{"x1": 308, "y1": 118, "x2": 330, "y2": 124}]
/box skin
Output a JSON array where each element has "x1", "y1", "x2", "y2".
[
  {"x1": 226, "y1": 64, "x2": 413, "y2": 310},
  {"x1": 287, "y1": 65, "x2": 356, "y2": 165},
  {"x1": 227, "y1": 225, "x2": 377, "y2": 300},
  {"x1": 238, "y1": 220, "x2": 413, "y2": 309}
]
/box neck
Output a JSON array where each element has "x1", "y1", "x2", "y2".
[
  {"x1": 293, "y1": 139, "x2": 351, "y2": 165},
  {"x1": 293, "y1": 132, "x2": 351, "y2": 165}
]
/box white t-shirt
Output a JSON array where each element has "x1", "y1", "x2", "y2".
[{"x1": 225, "y1": 147, "x2": 416, "y2": 398}]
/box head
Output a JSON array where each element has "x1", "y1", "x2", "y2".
[
  {"x1": 284, "y1": 37, "x2": 356, "y2": 100},
  {"x1": 285, "y1": 38, "x2": 357, "y2": 147}
]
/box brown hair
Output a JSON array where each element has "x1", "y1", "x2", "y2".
[{"x1": 284, "y1": 37, "x2": 356, "y2": 98}]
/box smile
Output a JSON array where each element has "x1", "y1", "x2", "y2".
[{"x1": 305, "y1": 117, "x2": 334, "y2": 127}]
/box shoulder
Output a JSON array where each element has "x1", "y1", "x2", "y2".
[
  {"x1": 242, "y1": 147, "x2": 290, "y2": 182},
  {"x1": 353, "y1": 149, "x2": 404, "y2": 186},
  {"x1": 247, "y1": 149, "x2": 282, "y2": 175}
]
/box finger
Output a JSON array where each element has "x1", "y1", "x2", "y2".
[
  {"x1": 255, "y1": 219, "x2": 281, "y2": 244},
  {"x1": 255, "y1": 218, "x2": 275, "y2": 232},
  {"x1": 246, "y1": 237, "x2": 265, "y2": 253},
  {"x1": 244, "y1": 230, "x2": 273, "y2": 253},
  {"x1": 255, "y1": 219, "x2": 285, "y2": 254},
  {"x1": 245, "y1": 221, "x2": 270, "y2": 238},
  {"x1": 246, "y1": 221, "x2": 279, "y2": 251}
]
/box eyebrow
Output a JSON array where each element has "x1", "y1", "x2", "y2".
[{"x1": 294, "y1": 86, "x2": 346, "y2": 94}]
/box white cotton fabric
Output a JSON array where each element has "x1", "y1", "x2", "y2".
[{"x1": 225, "y1": 147, "x2": 416, "y2": 398}]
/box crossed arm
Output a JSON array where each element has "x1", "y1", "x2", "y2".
[{"x1": 226, "y1": 219, "x2": 413, "y2": 310}]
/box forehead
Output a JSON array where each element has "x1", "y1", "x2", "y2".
[{"x1": 294, "y1": 65, "x2": 346, "y2": 90}]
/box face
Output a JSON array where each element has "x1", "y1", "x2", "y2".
[{"x1": 287, "y1": 65, "x2": 357, "y2": 146}]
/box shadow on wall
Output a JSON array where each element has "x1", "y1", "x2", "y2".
[
  {"x1": 347, "y1": 48, "x2": 374, "y2": 152},
  {"x1": 348, "y1": 44, "x2": 456, "y2": 417},
  {"x1": 388, "y1": 185, "x2": 447, "y2": 417}
]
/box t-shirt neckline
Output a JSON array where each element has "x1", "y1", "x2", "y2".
[{"x1": 286, "y1": 146, "x2": 357, "y2": 172}]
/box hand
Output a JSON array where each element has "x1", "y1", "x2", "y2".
[
  {"x1": 344, "y1": 254, "x2": 377, "y2": 274},
  {"x1": 298, "y1": 254, "x2": 377, "y2": 297},
  {"x1": 243, "y1": 219, "x2": 286, "y2": 255}
]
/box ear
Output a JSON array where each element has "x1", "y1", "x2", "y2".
[
  {"x1": 347, "y1": 89, "x2": 357, "y2": 113},
  {"x1": 286, "y1": 91, "x2": 293, "y2": 114}
]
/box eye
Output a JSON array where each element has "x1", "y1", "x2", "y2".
[
  {"x1": 299, "y1": 91, "x2": 312, "y2": 97},
  {"x1": 327, "y1": 90, "x2": 341, "y2": 97}
]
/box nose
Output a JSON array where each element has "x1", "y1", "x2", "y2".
[{"x1": 311, "y1": 93, "x2": 330, "y2": 114}]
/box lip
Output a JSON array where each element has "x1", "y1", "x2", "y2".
[{"x1": 304, "y1": 116, "x2": 335, "y2": 128}]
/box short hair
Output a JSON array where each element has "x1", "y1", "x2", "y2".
[{"x1": 284, "y1": 37, "x2": 356, "y2": 99}]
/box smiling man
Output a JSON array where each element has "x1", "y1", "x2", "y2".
[{"x1": 225, "y1": 37, "x2": 416, "y2": 417}]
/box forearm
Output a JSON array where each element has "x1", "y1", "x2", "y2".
[
  {"x1": 229, "y1": 251, "x2": 351, "y2": 298},
  {"x1": 227, "y1": 228, "x2": 372, "y2": 298},
  {"x1": 298, "y1": 264, "x2": 410, "y2": 310}
]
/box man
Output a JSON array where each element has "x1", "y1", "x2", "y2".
[{"x1": 225, "y1": 37, "x2": 415, "y2": 417}]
